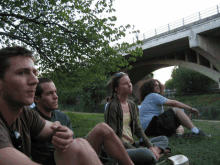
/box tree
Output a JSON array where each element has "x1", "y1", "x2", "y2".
[
  {"x1": 165, "y1": 79, "x2": 175, "y2": 89},
  {"x1": 0, "y1": 0, "x2": 143, "y2": 87},
  {"x1": 80, "y1": 76, "x2": 107, "y2": 111},
  {"x1": 171, "y1": 67, "x2": 215, "y2": 94}
]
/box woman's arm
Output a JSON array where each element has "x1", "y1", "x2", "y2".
[
  {"x1": 104, "y1": 102, "x2": 135, "y2": 149},
  {"x1": 104, "y1": 104, "x2": 118, "y2": 134},
  {"x1": 132, "y1": 105, "x2": 154, "y2": 148}
]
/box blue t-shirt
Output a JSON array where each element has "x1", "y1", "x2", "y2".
[
  {"x1": 105, "y1": 103, "x2": 109, "y2": 111},
  {"x1": 139, "y1": 93, "x2": 168, "y2": 131}
]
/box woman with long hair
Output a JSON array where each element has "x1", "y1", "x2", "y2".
[
  {"x1": 105, "y1": 72, "x2": 170, "y2": 164},
  {"x1": 138, "y1": 78, "x2": 211, "y2": 137}
]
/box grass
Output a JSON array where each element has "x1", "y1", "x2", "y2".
[
  {"x1": 65, "y1": 112, "x2": 104, "y2": 138},
  {"x1": 64, "y1": 111, "x2": 220, "y2": 165},
  {"x1": 175, "y1": 93, "x2": 220, "y2": 108}
]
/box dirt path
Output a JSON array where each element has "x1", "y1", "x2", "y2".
[{"x1": 192, "y1": 119, "x2": 220, "y2": 122}]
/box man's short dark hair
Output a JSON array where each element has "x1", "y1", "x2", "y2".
[
  {"x1": 0, "y1": 46, "x2": 33, "y2": 79},
  {"x1": 35, "y1": 78, "x2": 53, "y2": 97}
]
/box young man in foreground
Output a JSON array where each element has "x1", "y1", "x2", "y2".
[{"x1": 0, "y1": 46, "x2": 134, "y2": 165}]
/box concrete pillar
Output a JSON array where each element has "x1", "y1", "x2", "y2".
[
  {"x1": 190, "y1": 34, "x2": 220, "y2": 72},
  {"x1": 210, "y1": 63, "x2": 213, "y2": 70},
  {"x1": 185, "y1": 50, "x2": 188, "y2": 62},
  {"x1": 196, "y1": 52, "x2": 200, "y2": 65}
]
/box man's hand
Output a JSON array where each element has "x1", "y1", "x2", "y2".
[
  {"x1": 51, "y1": 121, "x2": 74, "y2": 153},
  {"x1": 190, "y1": 108, "x2": 199, "y2": 116}
]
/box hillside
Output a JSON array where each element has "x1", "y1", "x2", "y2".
[
  {"x1": 170, "y1": 93, "x2": 220, "y2": 120},
  {"x1": 174, "y1": 93, "x2": 220, "y2": 108}
]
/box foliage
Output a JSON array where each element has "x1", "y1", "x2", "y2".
[
  {"x1": 56, "y1": 76, "x2": 107, "y2": 112},
  {"x1": 79, "y1": 76, "x2": 107, "y2": 110},
  {"x1": 57, "y1": 88, "x2": 79, "y2": 105},
  {"x1": 165, "y1": 78, "x2": 175, "y2": 89},
  {"x1": 170, "y1": 67, "x2": 215, "y2": 94},
  {"x1": 0, "y1": 0, "x2": 143, "y2": 87}
]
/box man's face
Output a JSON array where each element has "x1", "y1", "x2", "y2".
[
  {"x1": 36, "y1": 82, "x2": 58, "y2": 111},
  {"x1": 0, "y1": 56, "x2": 39, "y2": 106}
]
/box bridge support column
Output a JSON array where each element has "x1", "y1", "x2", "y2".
[{"x1": 190, "y1": 34, "x2": 220, "y2": 72}]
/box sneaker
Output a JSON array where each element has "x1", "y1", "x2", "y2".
[{"x1": 191, "y1": 129, "x2": 211, "y2": 138}]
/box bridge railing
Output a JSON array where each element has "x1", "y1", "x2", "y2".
[{"x1": 119, "y1": 4, "x2": 220, "y2": 45}]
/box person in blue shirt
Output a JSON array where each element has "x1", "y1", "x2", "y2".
[{"x1": 138, "y1": 78, "x2": 211, "y2": 138}]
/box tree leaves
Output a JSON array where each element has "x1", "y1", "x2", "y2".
[
  {"x1": 0, "y1": 0, "x2": 143, "y2": 88},
  {"x1": 167, "y1": 67, "x2": 215, "y2": 94}
]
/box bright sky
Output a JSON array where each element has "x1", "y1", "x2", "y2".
[{"x1": 113, "y1": 0, "x2": 220, "y2": 84}]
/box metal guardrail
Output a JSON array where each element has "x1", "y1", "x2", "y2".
[{"x1": 119, "y1": 4, "x2": 220, "y2": 45}]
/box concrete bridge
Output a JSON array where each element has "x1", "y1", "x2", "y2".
[{"x1": 107, "y1": 5, "x2": 220, "y2": 100}]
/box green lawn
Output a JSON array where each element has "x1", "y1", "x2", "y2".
[{"x1": 64, "y1": 112, "x2": 220, "y2": 165}]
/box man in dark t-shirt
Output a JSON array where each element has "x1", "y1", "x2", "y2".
[
  {"x1": 0, "y1": 106, "x2": 46, "y2": 157},
  {"x1": 0, "y1": 46, "x2": 134, "y2": 165},
  {"x1": 31, "y1": 78, "x2": 75, "y2": 165}
]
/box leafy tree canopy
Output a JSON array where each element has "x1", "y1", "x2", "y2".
[
  {"x1": 165, "y1": 78, "x2": 175, "y2": 89},
  {"x1": 169, "y1": 66, "x2": 215, "y2": 94},
  {"x1": 0, "y1": 0, "x2": 143, "y2": 88}
]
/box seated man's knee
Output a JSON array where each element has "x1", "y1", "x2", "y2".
[
  {"x1": 54, "y1": 138, "x2": 87, "y2": 164},
  {"x1": 172, "y1": 107, "x2": 180, "y2": 114},
  {"x1": 68, "y1": 138, "x2": 90, "y2": 154},
  {"x1": 95, "y1": 123, "x2": 114, "y2": 136},
  {"x1": 176, "y1": 125, "x2": 184, "y2": 135}
]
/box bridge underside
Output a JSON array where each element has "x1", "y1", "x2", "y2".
[{"x1": 106, "y1": 15, "x2": 220, "y2": 99}]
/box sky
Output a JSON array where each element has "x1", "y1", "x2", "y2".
[{"x1": 112, "y1": 0, "x2": 220, "y2": 84}]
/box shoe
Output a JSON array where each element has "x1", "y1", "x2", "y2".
[{"x1": 191, "y1": 129, "x2": 211, "y2": 138}]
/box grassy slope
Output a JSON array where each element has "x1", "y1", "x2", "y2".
[
  {"x1": 64, "y1": 112, "x2": 220, "y2": 165},
  {"x1": 174, "y1": 93, "x2": 220, "y2": 108}
]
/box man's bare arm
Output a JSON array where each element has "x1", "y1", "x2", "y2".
[
  {"x1": 35, "y1": 120, "x2": 54, "y2": 141},
  {"x1": 36, "y1": 120, "x2": 74, "y2": 153},
  {"x1": 0, "y1": 147, "x2": 40, "y2": 165}
]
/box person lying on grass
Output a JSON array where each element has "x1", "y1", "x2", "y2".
[{"x1": 0, "y1": 46, "x2": 134, "y2": 165}]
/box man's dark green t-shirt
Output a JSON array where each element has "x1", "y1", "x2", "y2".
[{"x1": 31, "y1": 107, "x2": 75, "y2": 165}]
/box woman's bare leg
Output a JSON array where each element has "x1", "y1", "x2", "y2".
[
  {"x1": 54, "y1": 138, "x2": 102, "y2": 165},
  {"x1": 85, "y1": 123, "x2": 134, "y2": 165}
]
